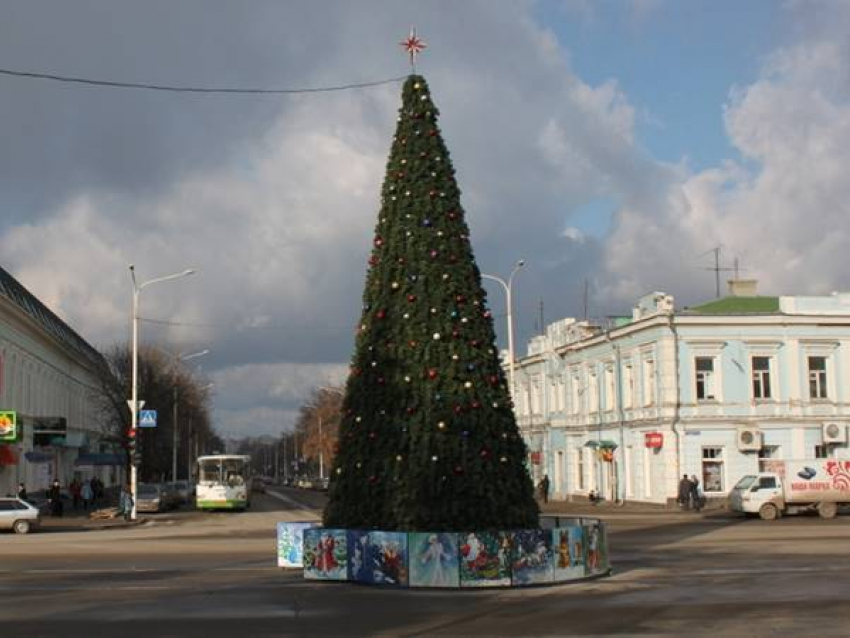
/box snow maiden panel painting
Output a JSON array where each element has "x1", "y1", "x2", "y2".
[{"x1": 409, "y1": 532, "x2": 459, "y2": 588}]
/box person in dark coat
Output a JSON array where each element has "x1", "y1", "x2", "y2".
[
  {"x1": 678, "y1": 474, "x2": 692, "y2": 510},
  {"x1": 48, "y1": 479, "x2": 63, "y2": 517},
  {"x1": 539, "y1": 475, "x2": 551, "y2": 503},
  {"x1": 690, "y1": 475, "x2": 703, "y2": 512},
  {"x1": 17, "y1": 483, "x2": 28, "y2": 502}
]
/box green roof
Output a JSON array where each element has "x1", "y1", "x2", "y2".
[{"x1": 686, "y1": 296, "x2": 780, "y2": 315}]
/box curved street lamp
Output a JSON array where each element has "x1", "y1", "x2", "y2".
[
  {"x1": 482, "y1": 259, "x2": 525, "y2": 398},
  {"x1": 128, "y1": 265, "x2": 195, "y2": 520}
]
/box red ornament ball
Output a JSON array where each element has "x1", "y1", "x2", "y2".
[
  {"x1": 427, "y1": 369, "x2": 438, "y2": 380},
  {"x1": 407, "y1": 294, "x2": 417, "y2": 302}
]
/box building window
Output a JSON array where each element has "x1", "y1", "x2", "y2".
[
  {"x1": 643, "y1": 358, "x2": 655, "y2": 407},
  {"x1": 695, "y1": 357, "x2": 716, "y2": 400},
  {"x1": 815, "y1": 444, "x2": 830, "y2": 459},
  {"x1": 702, "y1": 447, "x2": 725, "y2": 492},
  {"x1": 751, "y1": 356, "x2": 772, "y2": 400},
  {"x1": 623, "y1": 364, "x2": 634, "y2": 409},
  {"x1": 758, "y1": 445, "x2": 781, "y2": 471},
  {"x1": 576, "y1": 448, "x2": 586, "y2": 490},
  {"x1": 588, "y1": 371, "x2": 599, "y2": 413},
  {"x1": 808, "y1": 356, "x2": 828, "y2": 399},
  {"x1": 570, "y1": 374, "x2": 580, "y2": 415},
  {"x1": 604, "y1": 366, "x2": 615, "y2": 411}
]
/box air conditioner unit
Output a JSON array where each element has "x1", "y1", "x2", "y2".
[
  {"x1": 737, "y1": 427, "x2": 762, "y2": 452},
  {"x1": 823, "y1": 422, "x2": 847, "y2": 444}
]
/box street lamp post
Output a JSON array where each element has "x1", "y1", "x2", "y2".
[
  {"x1": 315, "y1": 386, "x2": 344, "y2": 482},
  {"x1": 169, "y1": 350, "x2": 209, "y2": 483},
  {"x1": 129, "y1": 265, "x2": 195, "y2": 521},
  {"x1": 482, "y1": 260, "x2": 525, "y2": 398}
]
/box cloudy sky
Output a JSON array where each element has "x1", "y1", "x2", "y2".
[{"x1": 2, "y1": 0, "x2": 848, "y2": 437}]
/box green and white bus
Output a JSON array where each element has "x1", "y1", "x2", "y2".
[{"x1": 195, "y1": 454, "x2": 251, "y2": 510}]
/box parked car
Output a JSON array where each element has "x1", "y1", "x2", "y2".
[
  {"x1": 250, "y1": 477, "x2": 266, "y2": 494},
  {"x1": 0, "y1": 497, "x2": 41, "y2": 533},
  {"x1": 159, "y1": 483, "x2": 182, "y2": 510},
  {"x1": 170, "y1": 480, "x2": 193, "y2": 505},
  {"x1": 136, "y1": 484, "x2": 166, "y2": 513}
]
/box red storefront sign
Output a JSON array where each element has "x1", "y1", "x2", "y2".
[
  {"x1": 645, "y1": 432, "x2": 664, "y2": 449},
  {"x1": 0, "y1": 445, "x2": 18, "y2": 466}
]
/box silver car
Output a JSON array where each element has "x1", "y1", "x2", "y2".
[
  {"x1": 0, "y1": 497, "x2": 41, "y2": 533},
  {"x1": 136, "y1": 484, "x2": 165, "y2": 513}
]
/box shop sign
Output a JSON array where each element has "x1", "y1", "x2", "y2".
[
  {"x1": 644, "y1": 432, "x2": 664, "y2": 449},
  {"x1": 0, "y1": 411, "x2": 17, "y2": 443}
]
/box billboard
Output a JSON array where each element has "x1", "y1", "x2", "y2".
[{"x1": 0, "y1": 411, "x2": 17, "y2": 443}]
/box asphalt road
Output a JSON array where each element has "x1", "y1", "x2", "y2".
[{"x1": 3, "y1": 489, "x2": 850, "y2": 637}]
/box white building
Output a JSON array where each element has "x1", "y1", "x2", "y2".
[
  {"x1": 0, "y1": 266, "x2": 117, "y2": 497},
  {"x1": 513, "y1": 281, "x2": 850, "y2": 505}
]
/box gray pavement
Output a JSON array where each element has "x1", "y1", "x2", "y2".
[{"x1": 3, "y1": 488, "x2": 850, "y2": 636}]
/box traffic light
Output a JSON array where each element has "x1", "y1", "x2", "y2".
[{"x1": 128, "y1": 428, "x2": 141, "y2": 466}]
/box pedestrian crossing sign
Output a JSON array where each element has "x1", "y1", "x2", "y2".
[{"x1": 139, "y1": 410, "x2": 157, "y2": 428}]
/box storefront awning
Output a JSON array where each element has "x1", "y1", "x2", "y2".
[
  {"x1": 74, "y1": 453, "x2": 124, "y2": 467},
  {"x1": 24, "y1": 451, "x2": 54, "y2": 463},
  {"x1": 584, "y1": 440, "x2": 619, "y2": 450}
]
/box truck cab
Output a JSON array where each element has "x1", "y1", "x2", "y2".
[{"x1": 729, "y1": 473, "x2": 784, "y2": 520}]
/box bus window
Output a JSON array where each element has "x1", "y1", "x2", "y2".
[{"x1": 199, "y1": 460, "x2": 221, "y2": 483}]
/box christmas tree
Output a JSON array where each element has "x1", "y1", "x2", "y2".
[{"x1": 323, "y1": 73, "x2": 539, "y2": 532}]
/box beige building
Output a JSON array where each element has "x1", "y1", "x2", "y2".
[{"x1": 0, "y1": 265, "x2": 118, "y2": 497}]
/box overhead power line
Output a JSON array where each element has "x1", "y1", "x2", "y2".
[{"x1": 0, "y1": 67, "x2": 406, "y2": 95}]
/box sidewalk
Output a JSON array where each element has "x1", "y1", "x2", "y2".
[
  {"x1": 38, "y1": 505, "x2": 151, "y2": 532},
  {"x1": 537, "y1": 497, "x2": 732, "y2": 519}
]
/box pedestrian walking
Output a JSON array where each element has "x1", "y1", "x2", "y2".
[
  {"x1": 119, "y1": 485, "x2": 133, "y2": 521},
  {"x1": 17, "y1": 482, "x2": 28, "y2": 502},
  {"x1": 89, "y1": 477, "x2": 99, "y2": 507},
  {"x1": 81, "y1": 480, "x2": 93, "y2": 511},
  {"x1": 48, "y1": 479, "x2": 63, "y2": 517},
  {"x1": 70, "y1": 479, "x2": 81, "y2": 510},
  {"x1": 690, "y1": 475, "x2": 703, "y2": 512},
  {"x1": 539, "y1": 474, "x2": 551, "y2": 503},
  {"x1": 678, "y1": 474, "x2": 692, "y2": 510}
]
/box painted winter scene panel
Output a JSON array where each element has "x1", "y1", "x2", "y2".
[
  {"x1": 409, "y1": 532, "x2": 460, "y2": 588},
  {"x1": 303, "y1": 528, "x2": 348, "y2": 581},
  {"x1": 584, "y1": 521, "x2": 609, "y2": 576},
  {"x1": 347, "y1": 530, "x2": 408, "y2": 586},
  {"x1": 511, "y1": 529, "x2": 554, "y2": 585},
  {"x1": 459, "y1": 531, "x2": 511, "y2": 588},
  {"x1": 276, "y1": 521, "x2": 317, "y2": 568},
  {"x1": 552, "y1": 525, "x2": 586, "y2": 582}
]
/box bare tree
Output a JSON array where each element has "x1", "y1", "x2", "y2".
[
  {"x1": 296, "y1": 386, "x2": 344, "y2": 473},
  {"x1": 92, "y1": 343, "x2": 216, "y2": 482}
]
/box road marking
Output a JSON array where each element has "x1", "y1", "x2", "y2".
[{"x1": 265, "y1": 489, "x2": 322, "y2": 517}]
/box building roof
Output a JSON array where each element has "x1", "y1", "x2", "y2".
[
  {"x1": 684, "y1": 296, "x2": 780, "y2": 315},
  {"x1": 0, "y1": 265, "x2": 105, "y2": 369}
]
